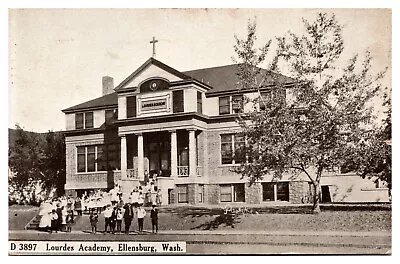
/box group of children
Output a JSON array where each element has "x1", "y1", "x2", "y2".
[
  {"x1": 38, "y1": 197, "x2": 75, "y2": 233},
  {"x1": 37, "y1": 183, "x2": 161, "y2": 234},
  {"x1": 89, "y1": 203, "x2": 159, "y2": 234}
]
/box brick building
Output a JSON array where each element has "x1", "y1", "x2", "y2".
[{"x1": 62, "y1": 58, "x2": 389, "y2": 205}]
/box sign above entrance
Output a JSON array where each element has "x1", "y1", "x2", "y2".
[
  {"x1": 140, "y1": 78, "x2": 170, "y2": 93},
  {"x1": 141, "y1": 98, "x2": 167, "y2": 111}
]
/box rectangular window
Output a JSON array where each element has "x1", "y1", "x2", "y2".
[
  {"x1": 173, "y1": 90, "x2": 184, "y2": 113},
  {"x1": 219, "y1": 96, "x2": 230, "y2": 115},
  {"x1": 75, "y1": 113, "x2": 84, "y2": 129},
  {"x1": 85, "y1": 112, "x2": 93, "y2": 128},
  {"x1": 177, "y1": 185, "x2": 188, "y2": 203},
  {"x1": 75, "y1": 112, "x2": 93, "y2": 129},
  {"x1": 127, "y1": 96, "x2": 137, "y2": 118},
  {"x1": 221, "y1": 134, "x2": 233, "y2": 164},
  {"x1": 220, "y1": 184, "x2": 232, "y2": 202},
  {"x1": 76, "y1": 145, "x2": 108, "y2": 173},
  {"x1": 198, "y1": 184, "x2": 204, "y2": 203},
  {"x1": 262, "y1": 182, "x2": 275, "y2": 201},
  {"x1": 259, "y1": 91, "x2": 271, "y2": 110},
  {"x1": 232, "y1": 95, "x2": 243, "y2": 113},
  {"x1": 221, "y1": 134, "x2": 246, "y2": 165},
  {"x1": 197, "y1": 91, "x2": 202, "y2": 114},
  {"x1": 262, "y1": 182, "x2": 289, "y2": 202},
  {"x1": 220, "y1": 184, "x2": 245, "y2": 202}
]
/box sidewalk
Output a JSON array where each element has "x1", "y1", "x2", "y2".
[{"x1": 9, "y1": 229, "x2": 391, "y2": 237}]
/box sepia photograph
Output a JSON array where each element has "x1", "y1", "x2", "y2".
[{"x1": 8, "y1": 6, "x2": 392, "y2": 255}]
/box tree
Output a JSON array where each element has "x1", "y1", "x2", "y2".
[
  {"x1": 233, "y1": 13, "x2": 387, "y2": 213},
  {"x1": 41, "y1": 130, "x2": 66, "y2": 196},
  {"x1": 9, "y1": 125, "x2": 45, "y2": 204},
  {"x1": 8, "y1": 125, "x2": 66, "y2": 204},
  {"x1": 351, "y1": 90, "x2": 391, "y2": 201}
]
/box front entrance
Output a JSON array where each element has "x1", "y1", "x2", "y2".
[{"x1": 145, "y1": 132, "x2": 171, "y2": 178}]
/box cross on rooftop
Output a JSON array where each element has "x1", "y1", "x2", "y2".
[{"x1": 150, "y1": 37, "x2": 158, "y2": 58}]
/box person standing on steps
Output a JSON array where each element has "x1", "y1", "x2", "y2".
[
  {"x1": 150, "y1": 204, "x2": 159, "y2": 233},
  {"x1": 123, "y1": 203, "x2": 134, "y2": 234},
  {"x1": 137, "y1": 205, "x2": 146, "y2": 232},
  {"x1": 103, "y1": 205, "x2": 113, "y2": 233}
]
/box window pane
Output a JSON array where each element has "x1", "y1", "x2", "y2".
[
  {"x1": 173, "y1": 90, "x2": 184, "y2": 113},
  {"x1": 87, "y1": 153, "x2": 95, "y2": 172},
  {"x1": 85, "y1": 112, "x2": 94, "y2": 128},
  {"x1": 75, "y1": 113, "x2": 84, "y2": 129},
  {"x1": 277, "y1": 182, "x2": 289, "y2": 201},
  {"x1": 198, "y1": 184, "x2": 204, "y2": 203},
  {"x1": 262, "y1": 183, "x2": 275, "y2": 201},
  {"x1": 177, "y1": 185, "x2": 188, "y2": 203},
  {"x1": 197, "y1": 91, "x2": 203, "y2": 114},
  {"x1": 219, "y1": 96, "x2": 230, "y2": 115},
  {"x1": 233, "y1": 184, "x2": 245, "y2": 202},
  {"x1": 232, "y1": 95, "x2": 243, "y2": 113},
  {"x1": 77, "y1": 153, "x2": 86, "y2": 172},
  {"x1": 234, "y1": 135, "x2": 246, "y2": 163},
  {"x1": 127, "y1": 96, "x2": 137, "y2": 118},
  {"x1": 97, "y1": 145, "x2": 106, "y2": 171},
  {"x1": 221, "y1": 134, "x2": 233, "y2": 164},
  {"x1": 220, "y1": 184, "x2": 232, "y2": 202}
]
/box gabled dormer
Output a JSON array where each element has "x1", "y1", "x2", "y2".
[{"x1": 115, "y1": 58, "x2": 210, "y2": 120}]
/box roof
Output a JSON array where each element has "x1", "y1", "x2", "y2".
[
  {"x1": 62, "y1": 92, "x2": 117, "y2": 113},
  {"x1": 63, "y1": 58, "x2": 295, "y2": 113},
  {"x1": 183, "y1": 64, "x2": 295, "y2": 95}
]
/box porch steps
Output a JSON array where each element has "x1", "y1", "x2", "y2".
[{"x1": 24, "y1": 214, "x2": 82, "y2": 230}]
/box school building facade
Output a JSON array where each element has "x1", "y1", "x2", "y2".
[{"x1": 62, "y1": 58, "x2": 389, "y2": 205}]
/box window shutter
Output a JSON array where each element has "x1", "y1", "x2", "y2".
[
  {"x1": 173, "y1": 90, "x2": 184, "y2": 113},
  {"x1": 126, "y1": 96, "x2": 137, "y2": 118},
  {"x1": 197, "y1": 91, "x2": 202, "y2": 114}
]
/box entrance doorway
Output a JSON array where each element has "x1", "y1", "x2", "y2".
[
  {"x1": 145, "y1": 132, "x2": 171, "y2": 178},
  {"x1": 321, "y1": 185, "x2": 332, "y2": 203}
]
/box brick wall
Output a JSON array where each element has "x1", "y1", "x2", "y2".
[
  {"x1": 188, "y1": 184, "x2": 197, "y2": 205},
  {"x1": 208, "y1": 184, "x2": 220, "y2": 204},
  {"x1": 245, "y1": 182, "x2": 262, "y2": 204},
  {"x1": 289, "y1": 181, "x2": 308, "y2": 204}
]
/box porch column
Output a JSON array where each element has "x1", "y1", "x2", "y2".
[
  {"x1": 170, "y1": 130, "x2": 178, "y2": 178},
  {"x1": 137, "y1": 133, "x2": 144, "y2": 181},
  {"x1": 188, "y1": 129, "x2": 196, "y2": 177},
  {"x1": 120, "y1": 135, "x2": 127, "y2": 179}
]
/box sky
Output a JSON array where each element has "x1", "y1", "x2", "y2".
[{"x1": 8, "y1": 8, "x2": 392, "y2": 132}]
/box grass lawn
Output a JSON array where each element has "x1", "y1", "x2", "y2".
[
  {"x1": 9, "y1": 205, "x2": 39, "y2": 230},
  {"x1": 9, "y1": 204, "x2": 391, "y2": 232}
]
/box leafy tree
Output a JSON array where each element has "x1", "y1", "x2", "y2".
[
  {"x1": 41, "y1": 130, "x2": 66, "y2": 196},
  {"x1": 233, "y1": 13, "x2": 387, "y2": 213},
  {"x1": 351, "y1": 90, "x2": 391, "y2": 200},
  {"x1": 8, "y1": 125, "x2": 66, "y2": 204}
]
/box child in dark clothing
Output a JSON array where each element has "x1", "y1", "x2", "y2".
[
  {"x1": 150, "y1": 204, "x2": 158, "y2": 233},
  {"x1": 66, "y1": 210, "x2": 73, "y2": 232},
  {"x1": 89, "y1": 211, "x2": 99, "y2": 234}
]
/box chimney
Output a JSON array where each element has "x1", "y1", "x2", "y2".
[{"x1": 102, "y1": 76, "x2": 114, "y2": 95}]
